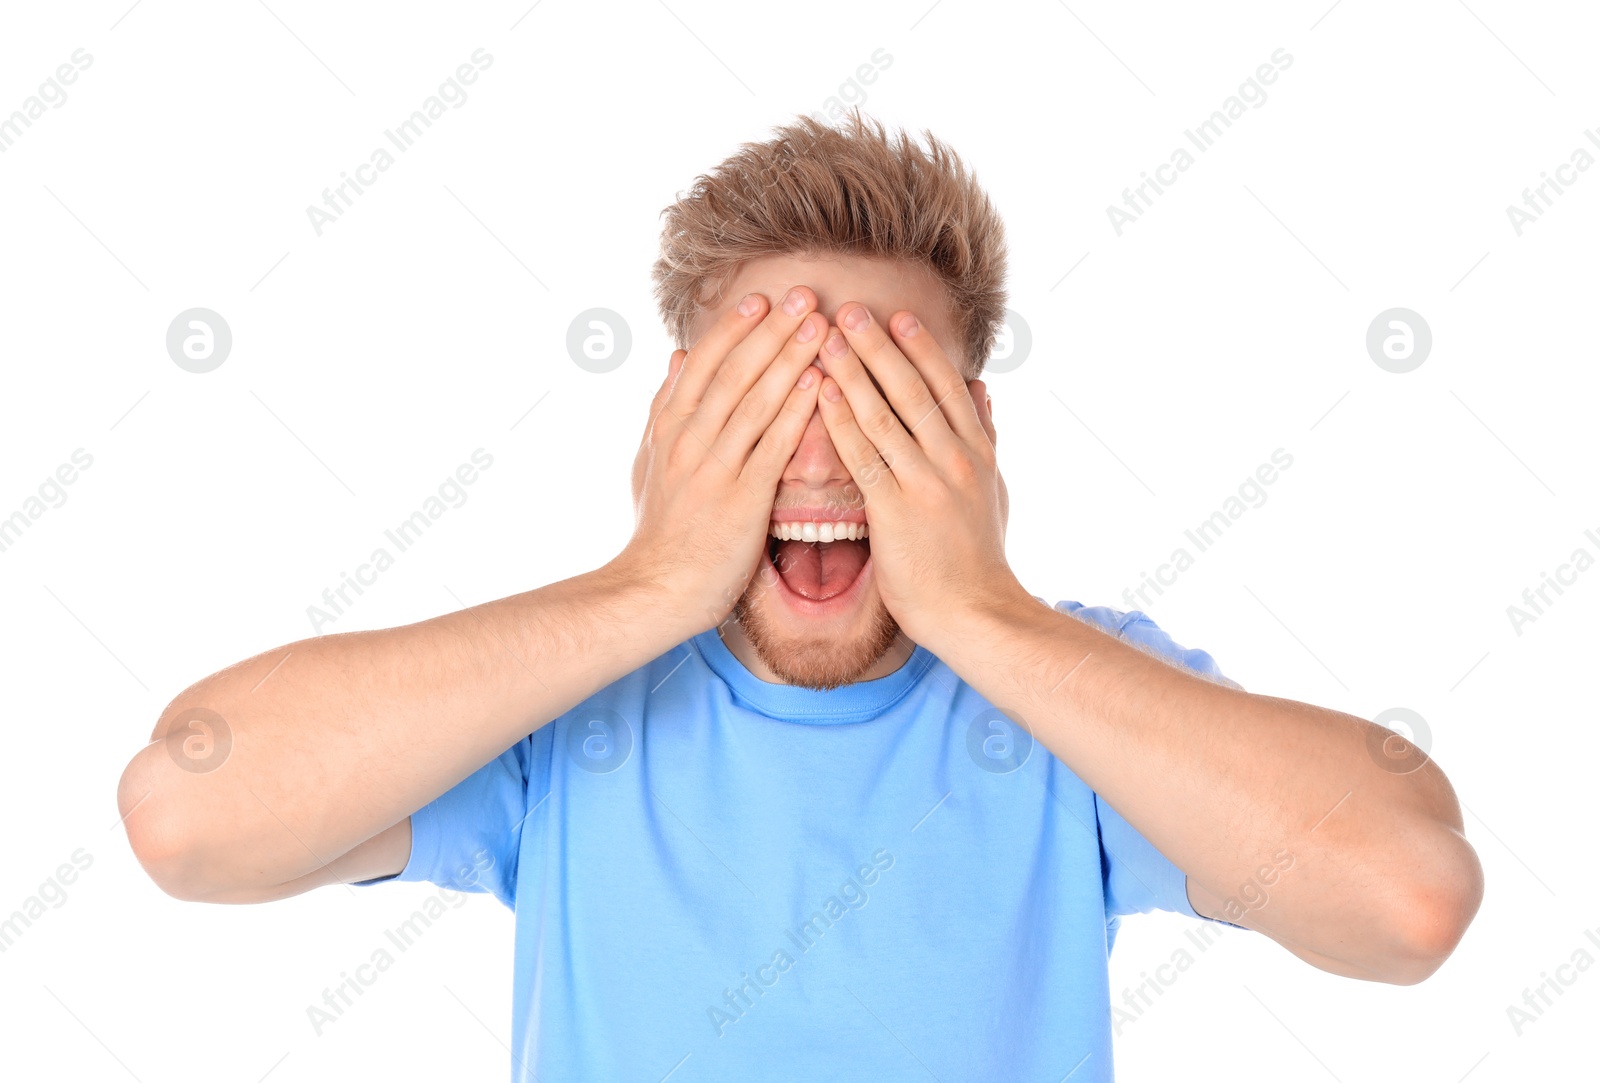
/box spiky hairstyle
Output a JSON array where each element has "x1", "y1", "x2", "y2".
[{"x1": 651, "y1": 110, "x2": 1008, "y2": 378}]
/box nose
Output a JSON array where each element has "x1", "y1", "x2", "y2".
[{"x1": 781, "y1": 368, "x2": 853, "y2": 491}]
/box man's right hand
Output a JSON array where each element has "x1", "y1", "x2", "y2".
[
  {"x1": 620, "y1": 287, "x2": 826, "y2": 631},
  {"x1": 116, "y1": 286, "x2": 831, "y2": 904}
]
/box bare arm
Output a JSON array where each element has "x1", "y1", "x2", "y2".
[
  {"x1": 806, "y1": 298, "x2": 1482, "y2": 986},
  {"x1": 118, "y1": 286, "x2": 830, "y2": 903},
  {"x1": 118, "y1": 566, "x2": 696, "y2": 902},
  {"x1": 201, "y1": 805, "x2": 413, "y2": 904},
  {"x1": 946, "y1": 602, "x2": 1483, "y2": 985}
]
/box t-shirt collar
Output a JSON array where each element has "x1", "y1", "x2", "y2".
[{"x1": 689, "y1": 625, "x2": 938, "y2": 724}]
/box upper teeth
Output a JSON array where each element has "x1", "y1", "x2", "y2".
[{"x1": 769, "y1": 521, "x2": 868, "y2": 542}]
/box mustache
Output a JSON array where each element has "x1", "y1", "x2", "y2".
[{"x1": 771, "y1": 491, "x2": 865, "y2": 517}]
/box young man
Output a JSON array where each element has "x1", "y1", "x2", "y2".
[{"x1": 119, "y1": 113, "x2": 1482, "y2": 1081}]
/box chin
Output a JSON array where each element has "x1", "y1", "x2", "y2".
[{"x1": 733, "y1": 580, "x2": 902, "y2": 692}]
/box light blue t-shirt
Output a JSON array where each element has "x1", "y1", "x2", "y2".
[{"x1": 360, "y1": 601, "x2": 1238, "y2": 1081}]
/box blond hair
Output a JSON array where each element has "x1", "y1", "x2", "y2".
[{"x1": 651, "y1": 110, "x2": 1008, "y2": 379}]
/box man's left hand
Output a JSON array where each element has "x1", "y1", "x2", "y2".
[{"x1": 814, "y1": 302, "x2": 1027, "y2": 653}]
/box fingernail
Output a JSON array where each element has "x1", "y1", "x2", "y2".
[
  {"x1": 896, "y1": 313, "x2": 920, "y2": 337},
  {"x1": 798, "y1": 366, "x2": 817, "y2": 389},
  {"x1": 796, "y1": 317, "x2": 817, "y2": 343},
  {"x1": 823, "y1": 378, "x2": 842, "y2": 403},
  {"x1": 842, "y1": 305, "x2": 870, "y2": 332},
  {"x1": 782, "y1": 288, "x2": 807, "y2": 316},
  {"x1": 825, "y1": 332, "x2": 848, "y2": 357},
  {"x1": 737, "y1": 293, "x2": 762, "y2": 316}
]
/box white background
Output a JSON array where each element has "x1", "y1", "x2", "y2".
[{"x1": 2, "y1": 1, "x2": 1595, "y2": 1079}]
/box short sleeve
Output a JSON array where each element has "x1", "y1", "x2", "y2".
[
  {"x1": 1095, "y1": 794, "x2": 1198, "y2": 917},
  {"x1": 1053, "y1": 600, "x2": 1242, "y2": 691},
  {"x1": 1053, "y1": 601, "x2": 1242, "y2": 924},
  {"x1": 353, "y1": 726, "x2": 553, "y2": 909}
]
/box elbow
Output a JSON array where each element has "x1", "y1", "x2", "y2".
[
  {"x1": 1377, "y1": 832, "x2": 1485, "y2": 986},
  {"x1": 118, "y1": 747, "x2": 218, "y2": 903}
]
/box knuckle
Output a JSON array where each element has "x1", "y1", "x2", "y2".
[
  {"x1": 865, "y1": 408, "x2": 900, "y2": 439},
  {"x1": 754, "y1": 318, "x2": 791, "y2": 356},
  {"x1": 735, "y1": 389, "x2": 768, "y2": 424},
  {"x1": 947, "y1": 453, "x2": 979, "y2": 486},
  {"x1": 662, "y1": 433, "x2": 697, "y2": 474},
  {"x1": 709, "y1": 357, "x2": 744, "y2": 395}
]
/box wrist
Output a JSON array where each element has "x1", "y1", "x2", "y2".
[
  {"x1": 914, "y1": 572, "x2": 1041, "y2": 662},
  {"x1": 596, "y1": 549, "x2": 718, "y2": 647}
]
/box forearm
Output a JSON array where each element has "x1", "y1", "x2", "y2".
[
  {"x1": 118, "y1": 557, "x2": 696, "y2": 899},
  {"x1": 932, "y1": 592, "x2": 1482, "y2": 981},
  {"x1": 121, "y1": 285, "x2": 830, "y2": 903}
]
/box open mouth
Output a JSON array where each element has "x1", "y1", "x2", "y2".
[{"x1": 765, "y1": 519, "x2": 872, "y2": 604}]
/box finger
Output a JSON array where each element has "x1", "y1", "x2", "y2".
[
  {"x1": 635, "y1": 352, "x2": 684, "y2": 503},
  {"x1": 834, "y1": 303, "x2": 960, "y2": 454},
  {"x1": 741, "y1": 363, "x2": 823, "y2": 491},
  {"x1": 695, "y1": 286, "x2": 819, "y2": 434},
  {"x1": 643, "y1": 349, "x2": 687, "y2": 442},
  {"x1": 682, "y1": 286, "x2": 818, "y2": 429},
  {"x1": 888, "y1": 311, "x2": 989, "y2": 448},
  {"x1": 817, "y1": 325, "x2": 927, "y2": 477},
  {"x1": 665, "y1": 291, "x2": 769, "y2": 414},
  {"x1": 663, "y1": 349, "x2": 687, "y2": 400},
  {"x1": 714, "y1": 312, "x2": 827, "y2": 466},
  {"x1": 815, "y1": 374, "x2": 903, "y2": 496},
  {"x1": 970, "y1": 379, "x2": 997, "y2": 448}
]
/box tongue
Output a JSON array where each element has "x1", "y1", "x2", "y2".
[{"x1": 773, "y1": 538, "x2": 869, "y2": 600}]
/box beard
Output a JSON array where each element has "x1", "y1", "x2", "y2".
[{"x1": 731, "y1": 576, "x2": 903, "y2": 692}]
